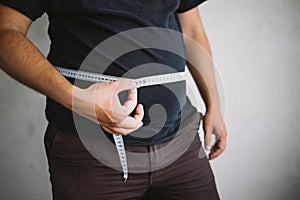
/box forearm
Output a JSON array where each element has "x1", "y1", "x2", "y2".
[
  {"x1": 0, "y1": 29, "x2": 73, "y2": 109},
  {"x1": 184, "y1": 31, "x2": 220, "y2": 110},
  {"x1": 178, "y1": 7, "x2": 227, "y2": 158}
]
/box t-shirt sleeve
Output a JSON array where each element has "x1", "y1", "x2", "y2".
[
  {"x1": 176, "y1": 0, "x2": 207, "y2": 13},
  {"x1": 0, "y1": 0, "x2": 45, "y2": 21}
]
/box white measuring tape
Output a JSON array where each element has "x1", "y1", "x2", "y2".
[{"x1": 55, "y1": 66, "x2": 186, "y2": 182}]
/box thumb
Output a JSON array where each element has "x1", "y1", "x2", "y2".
[
  {"x1": 113, "y1": 78, "x2": 136, "y2": 93},
  {"x1": 203, "y1": 122, "x2": 213, "y2": 151}
]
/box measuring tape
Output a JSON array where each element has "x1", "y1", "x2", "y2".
[{"x1": 55, "y1": 66, "x2": 186, "y2": 182}]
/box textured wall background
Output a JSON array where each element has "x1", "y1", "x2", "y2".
[{"x1": 0, "y1": 0, "x2": 299, "y2": 199}]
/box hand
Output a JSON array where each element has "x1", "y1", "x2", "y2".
[
  {"x1": 202, "y1": 107, "x2": 227, "y2": 160},
  {"x1": 72, "y1": 78, "x2": 144, "y2": 135}
]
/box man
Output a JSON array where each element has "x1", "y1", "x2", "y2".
[{"x1": 0, "y1": 0, "x2": 227, "y2": 199}]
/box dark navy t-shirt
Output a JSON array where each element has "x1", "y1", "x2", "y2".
[{"x1": 0, "y1": 0, "x2": 206, "y2": 145}]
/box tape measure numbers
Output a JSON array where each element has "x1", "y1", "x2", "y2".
[{"x1": 56, "y1": 66, "x2": 186, "y2": 182}]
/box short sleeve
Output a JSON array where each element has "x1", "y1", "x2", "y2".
[
  {"x1": 0, "y1": 0, "x2": 45, "y2": 21},
  {"x1": 176, "y1": 0, "x2": 207, "y2": 13}
]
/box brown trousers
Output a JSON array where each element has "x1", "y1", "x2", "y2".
[{"x1": 44, "y1": 112, "x2": 220, "y2": 200}]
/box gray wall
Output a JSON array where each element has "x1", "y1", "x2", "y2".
[
  {"x1": 0, "y1": 14, "x2": 51, "y2": 199},
  {"x1": 0, "y1": 0, "x2": 299, "y2": 199}
]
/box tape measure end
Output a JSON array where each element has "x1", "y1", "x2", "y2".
[{"x1": 122, "y1": 176, "x2": 128, "y2": 183}]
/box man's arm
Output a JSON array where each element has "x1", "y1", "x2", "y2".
[
  {"x1": 0, "y1": 4, "x2": 143, "y2": 135},
  {"x1": 0, "y1": 4, "x2": 74, "y2": 109},
  {"x1": 178, "y1": 7, "x2": 227, "y2": 160}
]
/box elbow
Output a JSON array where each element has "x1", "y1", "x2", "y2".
[{"x1": 182, "y1": 27, "x2": 207, "y2": 41}]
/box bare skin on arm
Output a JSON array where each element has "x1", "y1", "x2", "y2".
[
  {"x1": 178, "y1": 7, "x2": 227, "y2": 160},
  {"x1": 0, "y1": 4, "x2": 144, "y2": 135}
]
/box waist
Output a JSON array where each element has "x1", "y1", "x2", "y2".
[
  {"x1": 57, "y1": 66, "x2": 187, "y2": 125},
  {"x1": 47, "y1": 66, "x2": 195, "y2": 145},
  {"x1": 45, "y1": 96, "x2": 198, "y2": 146}
]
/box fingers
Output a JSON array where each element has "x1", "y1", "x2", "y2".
[
  {"x1": 95, "y1": 78, "x2": 144, "y2": 135},
  {"x1": 202, "y1": 110, "x2": 227, "y2": 159},
  {"x1": 204, "y1": 133, "x2": 213, "y2": 151},
  {"x1": 113, "y1": 78, "x2": 138, "y2": 115},
  {"x1": 204, "y1": 123, "x2": 214, "y2": 151},
  {"x1": 114, "y1": 78, "x2": 136, "y2": 93},
  {"x1": 101, "y1": 104, "x2": 144, "y2": 135},
  {"x1": 132, "y1": 104, "x2": 144, "y2": 122},
  {"x1": 118, "y1": 104, "x2": 144, "y2": 129},
  {"x1": 208, "y1": 128, "x2": 227, "y2": 160},
  {"x1": 122, "y1": 88, "x2": 138, "y2": 115}
]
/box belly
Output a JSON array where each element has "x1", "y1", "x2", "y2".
[{"x1": 138, "y1": 81, "x2": 186, "y2": 126}]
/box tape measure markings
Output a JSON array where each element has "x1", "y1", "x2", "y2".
[
  {"x1": 56, "y1": 66, "x2": 185, "y2": 88},
  {"x1": 55, "y1": 66, "x2": 186, "y2": 182}
]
